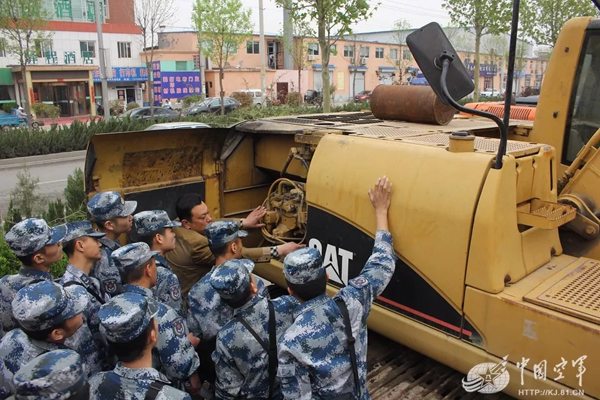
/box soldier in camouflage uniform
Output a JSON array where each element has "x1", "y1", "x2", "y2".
[
  {"x1": 89, "y1": 293, "x2": 191, "y2": 400},
  {"x1": 277, "y1": 176, "x2": 396, "y2": 400},
  {"x1": 0, "y1": 219, "x2": 67, "y2": 337},
  {"x1": 0, "y1": 281, "x2": 87, "y2": 398},
  {"x1": 111, "y1": 243, "x2": 200, "y2": 394},
  {"x1": 60, "y1": 221, "x2": 113, "y2": 374},
  {"x1": 187, "y1": 221, "x2": 270, "y2": 342},
  {"x1": 211, "y1": 259, "x2": 298, "y2": 400},
  {"x1": 9, "y1": 349, "x2": 88, "y2": 400},
  {"x1": 133, "y1": 210, "x2": 184, "y2": 316},
  {"x1": 87, "y1": 191, "x2": 137, "y2": 298}
]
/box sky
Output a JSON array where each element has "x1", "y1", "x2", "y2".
[{"x1": 166, "y1": 0, "x2": 452, "y2": 35}]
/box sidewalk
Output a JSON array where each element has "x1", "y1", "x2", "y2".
[{"x1": 37, "y1": 115, "x2": 93, "y2": 126}]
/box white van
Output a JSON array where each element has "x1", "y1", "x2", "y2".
[{"x1": 232, "y1": 89, "x2": 265, "y2": 107}]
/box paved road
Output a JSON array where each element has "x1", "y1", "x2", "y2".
[{"x1": 0, "y1": 151, "x2": 86, "y2": 217}]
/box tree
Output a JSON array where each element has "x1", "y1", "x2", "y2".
[
  {"x1": 0, "y1": 0, "x2": 52, "y2": 124},
  {"x1": 193, "y1": 0, "x2": 252, "y2": 115},
  {"x1": 281, "y1": 15, "x2": 314, "y2": 103},
  {"x1": 134, "y1": 0, "x2": 176, "y2": 118},
  {"x1": 521, "y1": 0, "x2": 598, "y2": 48},
  {"x1": 277, "y1": 0, "x2": 376, "y2": 113},
  {"x1": 387, "y1": 19, "x2": 411, "y2": 85},
  {"x1": 443, "y1": 0, "x2": 512, "y2": 102}
]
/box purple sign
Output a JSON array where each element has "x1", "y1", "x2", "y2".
[
  {"x1": 159, "y1": 72, "x2": 202, "y2": 98},
  {"x1": 153, "y1": 61, "x2": 162, "y2": 105}
]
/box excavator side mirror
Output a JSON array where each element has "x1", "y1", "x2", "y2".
[{"x1": 406, "y1": 22, "x2": 474, "y2": 105}]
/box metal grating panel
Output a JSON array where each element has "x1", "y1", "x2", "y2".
[
  {"x1": 399, "y1": 133, "x2": 542, "y2": 155},
  {"x1": 350, "y1": 126, "x2": 440, "y2": 138},
  {"x1": 525, "y1": 260, "x2": 600, "y2": 325}
]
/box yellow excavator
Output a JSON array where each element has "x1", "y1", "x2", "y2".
[{"x1": 85, "y1": 10, "x2": 600, "y2": 400}]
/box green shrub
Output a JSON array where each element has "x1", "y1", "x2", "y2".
[
  {"x1": 127, "y1": 102, "x2": 140, "y2": 110},
  {"x1": 183, "y1": 95, "x2": 203, "y2": 109},
  {"x1": 2, "y1": 102, "x2": 17, "y2": 113},
  {"x1": 31, "y1": 103, "x2": 60, "y2": 119},
  {"x1": 231, "y1": 91, "x2": 253, "y2": 108},
  {"x1": 287, "y1": 92, "x2": 301, "y2": 107}
]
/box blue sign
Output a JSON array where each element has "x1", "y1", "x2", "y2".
[
  {"x1": 93, "y1": 67, "x2": 148, "y2": 82},
  {"x1": 156, "y1": 71, "x2": 201, "y2": 104},
  {"x1": 466, "y1": 63, "x2": 498, "y2": 77}
]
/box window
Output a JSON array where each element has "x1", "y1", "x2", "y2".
[
  {"x1": 330, "y1": 44, "x2": 337, "y2": 54},
  {"x1": 308, "y1": 43, "x2": 319, "y2": 56},
  {"x1": 389, "y1": 48, "x2": 398, "y2": 60},
  {"x1": 359, "y1": 46, "x2": 369, "y2": 58},
  {"x1": 343, "y1": 45, "x2": 354, "y2": 58},
  {"x1": 563, "y1": 34, "x2": 600, "y2": 164},
  {"x1": 118, "y1": 42, "x2": 131, "y2": 58},
  {"x1": 80, "y1": 40, "x2": 95, "y2": 58},
  {"x1": 375, "y1": 47, "x2": 384, "y2": 59},
  {"x1": 176, "y1": 61, "x2": 187, "y2": 71},
  {"x1": 402, "y1": 49, "x2": 412, "y2": 61},
  {"x1": 246, "y1": 40, "x2": 260, "y2": 54},
  {"x1": 34, "y1": 40, "x2": 53, "y2": 58},
  {"x1": 525, "y1": 77, "x2": 530, "y2": 87}
]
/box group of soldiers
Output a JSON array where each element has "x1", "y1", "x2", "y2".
[{"x1": 0, "y1": 175, "x2": 395, "y2": 400}]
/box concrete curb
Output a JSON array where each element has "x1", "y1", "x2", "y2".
[{"x1": 0, "y1": 151, "x2": 87, "y2": 171}]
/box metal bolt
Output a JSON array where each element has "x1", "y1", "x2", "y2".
[
  {"x1": 565, "y1": 47, "x2": 570, "y2": 53},
  {"x1": 504, "y1": 274, "x2": 511, "y2": 284},
  {"x1": 551, "y1": 247, "x2": 556, "y2": 256},
  {"x1": 553, "y1": 111, "x2": 559, "y2": 118},
  {"x1": 586, "y1": 226, "x2": 596, "y2": 236}
]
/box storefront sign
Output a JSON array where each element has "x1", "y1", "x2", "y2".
[
  {"x1": 64, "y1": 51, "x2": 76, "y2": 64},
  {"x1": 93, "y1": 67, "x2": 148, "y2": 82},
  {"x1": 55, "y1": 0, "x2": 72, "y2": 18},
  {"x1": 153, "y1": 61, "x2": 162, "y2": 105},
  {"x1": 159, "y1": 72, "x2": 202, "y2": 98},
  {"x1": 45, "y1": 51, "x2": 58, "y2": 65},
  {"x1": 466, "y1": 63, "x2": 498, "y2": 77},
  {"x1": 82, "y1": 51, "x2": 94, "y2": 65}
]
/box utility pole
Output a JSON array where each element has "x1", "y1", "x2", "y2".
[
  {"x1": 259, "y1": 0, "x2": 266, "y2": 106},
  {"x1": 198, "y1": 32, "x2": 206, "y2": 98},
  {"x1": 283, "y1": 0, "x2": 293, "y2": 70},
  {"x1": 94, "y1": 0, "x2": 110, "y2": 120}
]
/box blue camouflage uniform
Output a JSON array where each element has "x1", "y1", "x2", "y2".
[
  {"x1": 277, "y1": 231, "x2": 396, "y2": 400},
  {"x1": 211, "y1": 259, "x2": 298, "y2": 400},
  {"x1": 11, "y1": 349, "x2": 88, "y2": 400},
  {"x1": 89, "y1": 292, "x2": 191, "y2": 400},
  {"x1": 0, "y1": 281, "x2": 87, "y2": 398},
  {"x1": 60, "y1": 221, "x2": 113, "y2": 374},
  {"x1": 133, "y1": 210, "x2": 184, "y2": 316},
  {"x1": 112, "y1": 243, "x2": 200, "y2": 384},
  {"x1": 87, "y1": 191, "x2": 137, "y2": 298},
  {"x1": 0, "y1": 219, "x2": 67, "y2": 337},
  {"x1": 187, "y1": 221, "x2": 268, "y2": 341}
]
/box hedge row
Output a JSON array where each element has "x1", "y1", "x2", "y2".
[{"x1": 0, "y1": 103, "x2": 369, "y2": 160}]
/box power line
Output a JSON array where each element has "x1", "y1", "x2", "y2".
[{"x1": 379, "y1": 0, "x2": 449, "y2": 17}]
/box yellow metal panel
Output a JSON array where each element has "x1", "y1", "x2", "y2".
[
  {"x1": 223, "y1": 185, "x2": 270, "y2": 217},
  {"x1": 530, "y1": 17, "x2": 591, "y2": 174},
  {"x1": 516, "y1": 157, "x2": 534, "y2": 204},
  {"x1": 306, "y1": 134, "x2": 493, "y2": 311},
  {"x1": 224, "y1": 136, "x2": 270, "y2": 190},
  {"x1": 254, "y1": 135, "x2": 307, "y2": 178},
  {"x1": 464, "y1": 255, "x2": 600, "y2": 398}
]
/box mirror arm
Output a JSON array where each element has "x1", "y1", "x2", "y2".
[{"x1": 439, "y1": 57, "x2": 508, "y2": 169}]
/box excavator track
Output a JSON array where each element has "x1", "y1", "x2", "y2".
[{"x1": 367, "y1": 332, "x2": 514, "y2": 400}]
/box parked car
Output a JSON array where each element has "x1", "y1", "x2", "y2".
[
  {"x1": 304, "y1": 90, "x2": 322, "y2": 105},
  {"x1": 231, "y1": 89, "x2": 265, "y2": 107},
  {"x1": 182, "y1": 97, "x2": 241, "y2": 116},
  {"x1": 118, "y1": 107, "x2": 180, "y2": 121},
  {"x1": 354, "y1": 90, "x2": 372, "y2": 103},
  {"x1": 515, "y1": 95, "x2": 539, "y2": 107},
  {"x1": 480, "y1": 89, "x2": 501, "y2": 98},
  {"x1": 145, "y1": 122, "x2": 211, "y2": 131}
]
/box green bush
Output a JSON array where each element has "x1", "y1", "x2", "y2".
[
  {"x1": 127, "y1": 102, "x2": 140, "y2": 110},
  {"x1": 31, "y1": 103, "x2": 60, "y2": 119},
  {"x1": 2, "y1": 102, "x2": 17, "y2": 114},
  {"x1": 287, "y1": 92, "x2": 301, "y2": 107},
  {"x1": 183, "y1": 95, "x2": 203, "y2": 109},
  {"x1": 231, "y1": 91, "x2": 253, "y2": 108}
]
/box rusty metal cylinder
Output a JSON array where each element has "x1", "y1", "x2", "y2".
[{"x1": 370, "y1": 85, "x2": 456, "y2": 125}]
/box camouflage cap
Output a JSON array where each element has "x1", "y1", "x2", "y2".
[
  {"x1": 62, "y1": 221, "x2": 105, "y2": 244},
  {"x1": 133, "y1": 210, "x2": 182, "y2": 236},
  {"x1": 13, "y1": 349, "x2": 87, "y2": 400},
  {"x1": 210, "y1": 259, "x2": 255, "y2": 301},
  {"x1": 5, "y1": 218, "x2": 67, "y2": 257},
  {"x1": 111, "y1": 242, "x2": 160, "y2": 274},
  {"x1": 86, "y1": 191, "x2": 137, "y2": 221},
  {"x1": 205, "y1": 220, "x2": 248, "y2": 247},
  {"x1": 12, "y1": 281, "x2": 87, "y2": 331},
  {"x1": 283, "y1": 247, "x2": 325, "y2": 285},
  {"x1": 98, "y1": 292, "x2": 159, "y2": 343}
]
